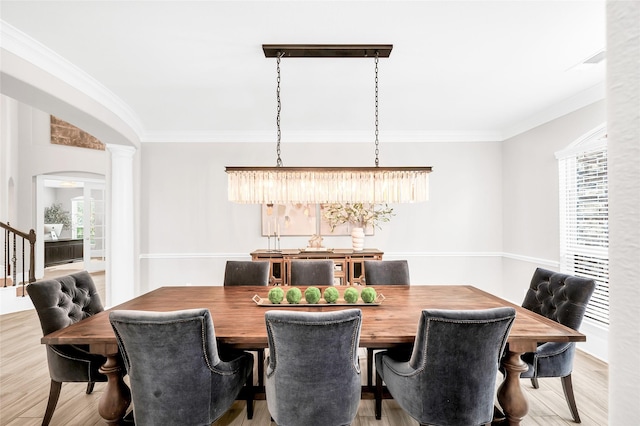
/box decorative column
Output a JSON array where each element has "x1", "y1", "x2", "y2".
[
  {"x1": 607, "y1": 1, "x2": 640, "y2": 424},
  {"x1": 106, "y1": 144, "x2": 136, "y2": 306}
]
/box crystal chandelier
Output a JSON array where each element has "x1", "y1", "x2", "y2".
[{"x1": 226, "y1": 44, "x2": 432, "y2": 204}]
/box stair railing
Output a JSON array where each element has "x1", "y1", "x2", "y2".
[{"x1": 1, "y1": 221, "x2": 36, "y2": 296}]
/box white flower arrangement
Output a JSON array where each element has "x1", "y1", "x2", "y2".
[{"x1": 322, "y1": 203, "x2": 394, "y2": 232}]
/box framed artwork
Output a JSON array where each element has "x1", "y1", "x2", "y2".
[{"x1": 261, "y1": 203, "x2": 317, "y2": 236}]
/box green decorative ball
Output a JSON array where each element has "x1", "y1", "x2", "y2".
[
  {"x1": 305, "y1": 287, "x2": 321, "y2": 304},
  {"x1": 343, "y1": 287, "x2": 359, "y2": 304},
  {"x1": 286, "y1": 287, "x2": 302, "y2": 304},
  {"x1": 323, "y1": 286, "x2": 340, "y2": 304},
  {"x1": 268, "y1": 287, "x2": 285, "y2": 304},
  {"x1": 361, "y1": 287, "x2": 377, "y2": 303}
]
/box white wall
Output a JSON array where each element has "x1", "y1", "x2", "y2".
[
  {"x1": 502, "y1": 99, "x2": 607, "y2": 360},
  {"x1": 139, "y1": 139, "x2": 504, "y2": 294}
]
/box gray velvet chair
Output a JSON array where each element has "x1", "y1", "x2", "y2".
[
  {"x1": 289, "y1": 259, "x2": 335, "y2": 286},
  {"x1": 109, "y1": 308, "x2": 254, "y2": 425},
  {"x1": 375, "y1": 307, "x2": 516, "y2": 426},
  {"x1": 265, "y1": 309, "x2": 362, "y2": 426},
  {"x1": 362, "y1": 259, "x2": 411, "y2": 387},
  {"x1": 223, "y1": 259, "x2": 269, "y2": 387},
  {"x1": 518, "y1": 267, "x2": 596, "y2": 423},
  {"x1": 363, "y1": 260, "x2": 410, "y2": 285},
  {"x1": 223, "y1": 260, "x2": 270, "y2": 286},
  {"x1": 27, "y1": 271, "x2": 107, "y2": 426}
]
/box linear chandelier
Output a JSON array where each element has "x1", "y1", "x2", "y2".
[{"x1": 226, "y1": 44, "x2": 432, "y2": 204}]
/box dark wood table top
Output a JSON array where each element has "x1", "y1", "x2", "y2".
[{"x1": 41, "y1": 285, "x2": 585, "y2": 356}]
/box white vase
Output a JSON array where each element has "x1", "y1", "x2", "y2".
[{"x1": 351, "y1": 227, "x2": 365, "y2": 251}]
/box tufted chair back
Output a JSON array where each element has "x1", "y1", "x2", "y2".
[
  {"x1": 522, "y1": 267, "x2": 595, "y2": 331},
  {"x1": 29, "y1": 271, "x2": 104, "y2": 335},
  {"x1": 375, "y1": 308, "x2": 516, "y2": 425},
  {"x1": 289, "y1": 259, "x2": 335, "y2": 286},
  {"x1": 363, "y1": 260, "x2": 410, "y2": 285},
  {"x1": 265, "y1": 309, "x2": 362, "y2": 426},
  {"x1": 518, "y1": 267, "x2": 596, "y2": 422},
  {"x1": 27, "y1": 271, "x2": 107, "y2": 426},
  {"x1": 223, "y1": 260, "x2": 270, "y2": 286}
]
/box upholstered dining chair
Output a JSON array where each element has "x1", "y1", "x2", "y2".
[
  {"x1": 289, "y1": 259, "x2": 335, "y2": 286},
  {"x1": 375, "y1": 307, "x2": 516, "y2": 426},
  {"x1": 518, "y1": 267, "x2": 596, "y2": 423},
  {"x1": 363, "y1": 259, "x2": 410, "y2": 285},
  {"x1": 223, "y1": 260, "x2": 270, "y2": 286},
  {"x1": 265, "y1": 309, "x2": 362, "y2": 426},
  {"x1": 223, "y1": 259, "x2": 269, "y2": 387},
  {"x1": 27, "y1": 271, "x2": 107, "y2": 426},
  {"x1": 109, "y1": 308, "x2": 254, "y2": 425},
  {"x1": 362, "y1": 259, "x2": 411, "y2": 387}
]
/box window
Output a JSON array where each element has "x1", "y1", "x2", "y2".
[
  {"x1": 71, "y1": 196, "x2": 97, "y2": 244},
  {"x1": 557, "y1": 126, "x2": 608, "y2": 326}
]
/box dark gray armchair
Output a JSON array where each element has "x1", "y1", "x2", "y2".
[
  {"x1": 362, "y1": 259, "x2": 411, "y2": 387},
  {"x1": 109, "y1": 308, "x2": 254, "y2": 425},
  {"x1": 265, "y1": 309, "x2": 362, "y2": 426},
  {"x1": 375, "y1": 307, "x2": 516, "y2": 426},
  {"x1": 289, "y1": 259, "x2": 335, "y2": 286},
  {"x1": 27, "y1": 271, "x2": 107, "y2": 426},
  {"x1": 519, "y1": 267, "x2": 596, "y2": 423},
  {"x1": 223, "y1": 260, "x2": 270, "y2": 286},
  {"x1": 223, "y1": 259, "x2": 269, "y2": 387},
  {"x1": 363, "y1": 260, "x2": 410, "y2": 285}
]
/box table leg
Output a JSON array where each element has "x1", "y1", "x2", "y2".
[
  {"x1": 497, "y1": 350, "x2": 529, "y2": 425},
  {"x1": 98, "y1": 354, "x2": 131, "y2": 424}
]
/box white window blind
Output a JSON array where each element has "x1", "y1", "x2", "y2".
[{"x1": 557, "y1": 131, "x2": 609, "y2": 326}]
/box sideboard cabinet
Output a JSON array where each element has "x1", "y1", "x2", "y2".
[
  {"x1": 250, "y1": 249, "x2": 383, "y2": 286},
  {"x1": 44, "y1": 239, "x2": 83, "y2": 267}
]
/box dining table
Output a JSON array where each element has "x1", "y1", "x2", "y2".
[{"x1": 40, "y1": 284, "x2": 586, "y2": 425}]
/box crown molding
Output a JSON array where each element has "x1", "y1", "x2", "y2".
[
  {"x1": 141, "y1": 129, "x2": 502, "y2": 144},
  {"x1": 0, "y1": 20, "x2": 145, "y2": 137},
  {"x1": 500, "y1": 82, "x2": 605, "y2": 140}
]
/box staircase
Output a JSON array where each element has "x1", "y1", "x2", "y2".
[{"x1": 1, "y1": 222, "x2": 36, "y2": 314}]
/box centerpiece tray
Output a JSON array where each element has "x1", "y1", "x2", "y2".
[{"x1": 252, "y1": 293, "x2": 385, "y2": 307}]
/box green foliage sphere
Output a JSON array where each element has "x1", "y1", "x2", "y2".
[
  {"x1": 323, "y1": 286, "x2": 340, "y2": 304},
  {"x1": 361, "y1": 287, "x2": 377, "y2": 303},
  {"x1": 286, "y1": 287, "x2": 302, "y2": 304},
  {"x1": 304, "y1": 287, "x2": 321, "y2": 304},
  {"x1": 343, "y1": 287, "x2": 359, "y2": 304},
  {"x1": 268, "y1": 287, "x2": 285, "y2": 304}
]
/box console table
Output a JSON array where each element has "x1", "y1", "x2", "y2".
[
  {"x1": 44, "y1": 239, "x2": 83, "y2": 267},
  {"x1": 250, "y1": 248, "x2": 383, "y2": 286}
]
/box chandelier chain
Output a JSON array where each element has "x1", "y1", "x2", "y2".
[
  {"x1": 276, "y1": 52, "x2": 283, "y2": 167},
  {"x1": 374, "y1": 51, "x2": 379, "y2": 167}
]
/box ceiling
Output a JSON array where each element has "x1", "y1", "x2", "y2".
[{"x1": 0, "y1": 1, "x2": 606, "y2": 144}]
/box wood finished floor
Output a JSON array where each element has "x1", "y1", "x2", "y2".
[{"x1": 0, "y1": 268, "x2": 608, "y2": 425}]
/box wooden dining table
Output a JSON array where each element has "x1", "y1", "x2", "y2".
[{"x1": 41, "y1": 285, "x2": 586, "y2": 425}]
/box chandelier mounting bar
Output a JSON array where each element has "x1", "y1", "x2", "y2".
[{"x1": 262, "y1": 44, "x2": 393, "y2": 58}]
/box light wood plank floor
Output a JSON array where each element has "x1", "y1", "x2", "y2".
[{"x1": 0, "y1": 269, "x2": 608, "y2": 425}]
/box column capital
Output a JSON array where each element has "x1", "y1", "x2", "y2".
[{"x1": 106, "y1": 144, "x2": 136, "y2": 157}]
